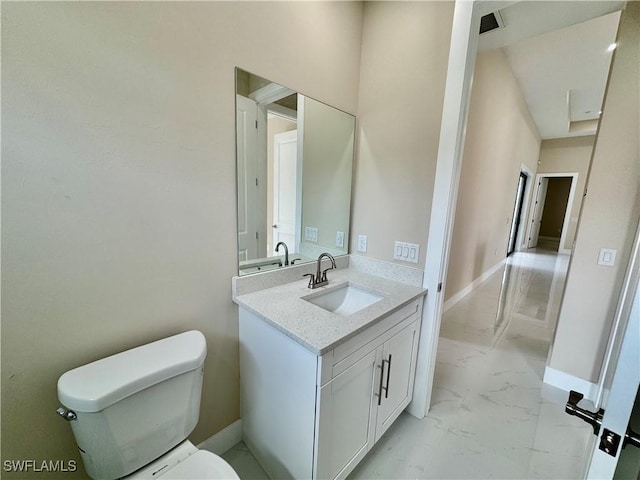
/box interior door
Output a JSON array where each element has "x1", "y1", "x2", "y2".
[
  {"x1": 528, "y1": 176, "x2": 548, "y2": 248},
  {"x1": 589, "y1": 221, "x2": 640, "y2": 478},
  {"x1": 236, "y1": 94, "x2": 259, "y2": 261},
  {"x1": 272, "y1": 129, "x2": 298, "y2": 253},
  {"x1": 507, "y1": 172, "x2": 528, "y2": 256},
  {"x1": 586, "y1": 280, "x2": 639, "y2": 478},
  {"x1": 565, "y1": 221, "x2": 640, "y2": 478}
]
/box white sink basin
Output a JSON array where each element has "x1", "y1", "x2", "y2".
[{"x1": 304, "y1": 283, "x2": 384, "y2": 316}]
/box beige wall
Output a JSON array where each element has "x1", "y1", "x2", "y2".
[
  {"x1": 537, "y1": 135, "x2": 595, "y2": 251},
  {"x1": 351, "y1": 1, "x2": 454, "y2": 265},
  {"x1": 1, "y1": 2, "x2": 363, "y2": 478},
  {"x1": 548, "y1": 1, "x2": 639, "y2": 383},
  {"x1": 301, "y1": 97, "x2": 355, "y2": 256},
  {"x1": 445, "y1": 49, "x2": 541, "y2": 301}
]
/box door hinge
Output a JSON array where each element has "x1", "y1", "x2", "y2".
[
  {"x1": 255, "y1": 120, "x2": 258, "y2": 129},
  {"x1": 255, "y1": 232, "x2": 259, "y2": 240},
  {"x1": 437, "y1": 282, "x2": 443, "y2": 293}
]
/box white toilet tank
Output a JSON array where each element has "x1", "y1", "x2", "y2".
[{"x1": 57, "y1": 331, "x2": 207, "y2": 480}]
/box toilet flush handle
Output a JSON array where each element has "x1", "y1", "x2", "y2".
[{"x1": 56, "y1": 407, "x2": 77, "y2": 421}]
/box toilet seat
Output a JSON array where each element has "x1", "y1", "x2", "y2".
[
  {"x1": 127, "y1": 441, "x2": 239, "y2": 480},
  {"x1": 160, "y1": 450, "x2": 240, "y2": 479}
]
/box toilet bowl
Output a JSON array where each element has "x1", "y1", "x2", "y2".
[{"x1": 57, "y1": 331, "x2": 240, "y2": 480}]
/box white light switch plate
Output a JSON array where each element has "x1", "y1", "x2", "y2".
[
  {"x1": 305, "y1": 227, "x2": 318, "y2": 243},
  {"x1": 336, "y1": 231, "x2": 345, "y2": 248},
  {"x1": 394, "y1": 241, "x2": 419, "y2": 264}
]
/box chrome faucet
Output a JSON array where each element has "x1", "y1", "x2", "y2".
[
  {"x1": 275, "y1": 241, "x2": 289, "y2": 266},
  {"x1": 304, "y1": 253, "x2": 336, "y2": 289}
]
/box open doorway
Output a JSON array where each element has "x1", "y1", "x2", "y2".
[
  {"x1": 527, "y1": 173, "x2": 579, "y2": 254},
  {"x1": 412, "y1": 1, "x2": 622, "y2": 419}
]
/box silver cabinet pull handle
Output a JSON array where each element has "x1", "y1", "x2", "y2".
[
  {"x1": 382, "y1": 355, "x2": 392, "y2": 398},
  {"x1": 375, "y1": 361, "x2": 386, "y2": 406}
]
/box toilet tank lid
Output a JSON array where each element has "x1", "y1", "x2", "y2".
[{"x1": 57, "y1": 330, "x2": 207, "y2": 413}]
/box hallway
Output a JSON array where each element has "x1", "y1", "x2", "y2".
[
  {"x1": 348, "y1": 247, "x2": 593, "y2": 479},
  {"x1": 222, "y1": 247, "x2": 595, "y2": 479}
]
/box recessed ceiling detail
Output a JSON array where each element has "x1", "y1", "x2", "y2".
[{"x1": 477, "y1": 1, "x2": 623, "y2": 140}]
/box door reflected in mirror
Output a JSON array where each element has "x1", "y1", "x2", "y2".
[{"x1": 235, "y1": 68, "x2": 355, "y2": 275}]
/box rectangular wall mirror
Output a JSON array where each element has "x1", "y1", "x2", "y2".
[{"x1": 235, "y1": 68, "x2": 355, "y2": 275}]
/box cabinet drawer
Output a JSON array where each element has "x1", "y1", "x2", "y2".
[
  {"x1": 318, "y1": 297, "x2": 422, "y2": 385},
  {"x1": 333, "y1": 298, "x2": 420, "y2": 365}
]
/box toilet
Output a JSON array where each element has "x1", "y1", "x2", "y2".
[{"x1": 56, "y1": 330, "x2": 240, "y2": 480}]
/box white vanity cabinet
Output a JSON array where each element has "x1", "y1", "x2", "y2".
[{"x1": 239, "y1": 295, "x2": 423, "y2": 480}]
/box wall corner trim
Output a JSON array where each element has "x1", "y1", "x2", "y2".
[
  {"x1": 543, "y1": 366, "x2": 598, "y2": 404},
  {"x1": 197, "y1": 419, "x2": 243, "y2": 455}
]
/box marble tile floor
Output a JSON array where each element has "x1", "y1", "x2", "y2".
[{"x1": 222, "y1": 247, "x2": 594, "y2": 479}]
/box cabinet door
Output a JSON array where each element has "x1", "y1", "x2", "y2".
[
  {"x1": 315, "y1": 348, "x2": 380, "y2": 480},
  {"x1": 375, "y1": 321, "x2": 419, "y2": 441}
]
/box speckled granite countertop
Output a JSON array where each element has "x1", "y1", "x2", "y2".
[{"x1": 233, "y1": 268, "x2": 426, "y2": 355}]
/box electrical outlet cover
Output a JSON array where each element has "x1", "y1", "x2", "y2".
[{"x1": 357, "y1": 235, "x2": 368, "y2": 252}]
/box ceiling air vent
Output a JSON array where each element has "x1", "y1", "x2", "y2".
[{"x1": 479, "y1": 11, "x2": 504, "y2": 34}]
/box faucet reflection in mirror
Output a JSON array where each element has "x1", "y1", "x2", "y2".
[
  {"x1": 275, "y1": 241, "x2": 290, "y2": 266},
  {"x1": 235, "y1": 68, "x2": 356, "y2": 276}
]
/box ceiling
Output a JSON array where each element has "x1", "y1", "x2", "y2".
[{"x1": 478, "y1": 1, "x2": 625, "y2": 140}]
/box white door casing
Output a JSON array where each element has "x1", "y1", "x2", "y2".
[{"x1": 409, "y1": 0, "x2": 483, "y2": 418}]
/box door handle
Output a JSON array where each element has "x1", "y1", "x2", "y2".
[
  {"x1": 565, "y1": 390, "x2": 604, "y2": 435},
  {"x1": 565, "y1": 390, "x2": 640, "y2": 457}
]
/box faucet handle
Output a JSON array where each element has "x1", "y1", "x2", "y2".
[
  {"x1": 321, "y1": 267, "x2": 333, "y2": 282},
  {"x1": 303, "y1": 273, "x2": 315, "y2": 288}
]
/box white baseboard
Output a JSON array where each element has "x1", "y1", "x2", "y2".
[
  {"x1": 197, "y1": 419, "x2": 242, "y2": 455},
  {"x1": 443, "y1": 259, "x2": 506, "y2": 312},
  {"x1": 543, "y1": 366, "x2": 598, "y2": 404}
]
